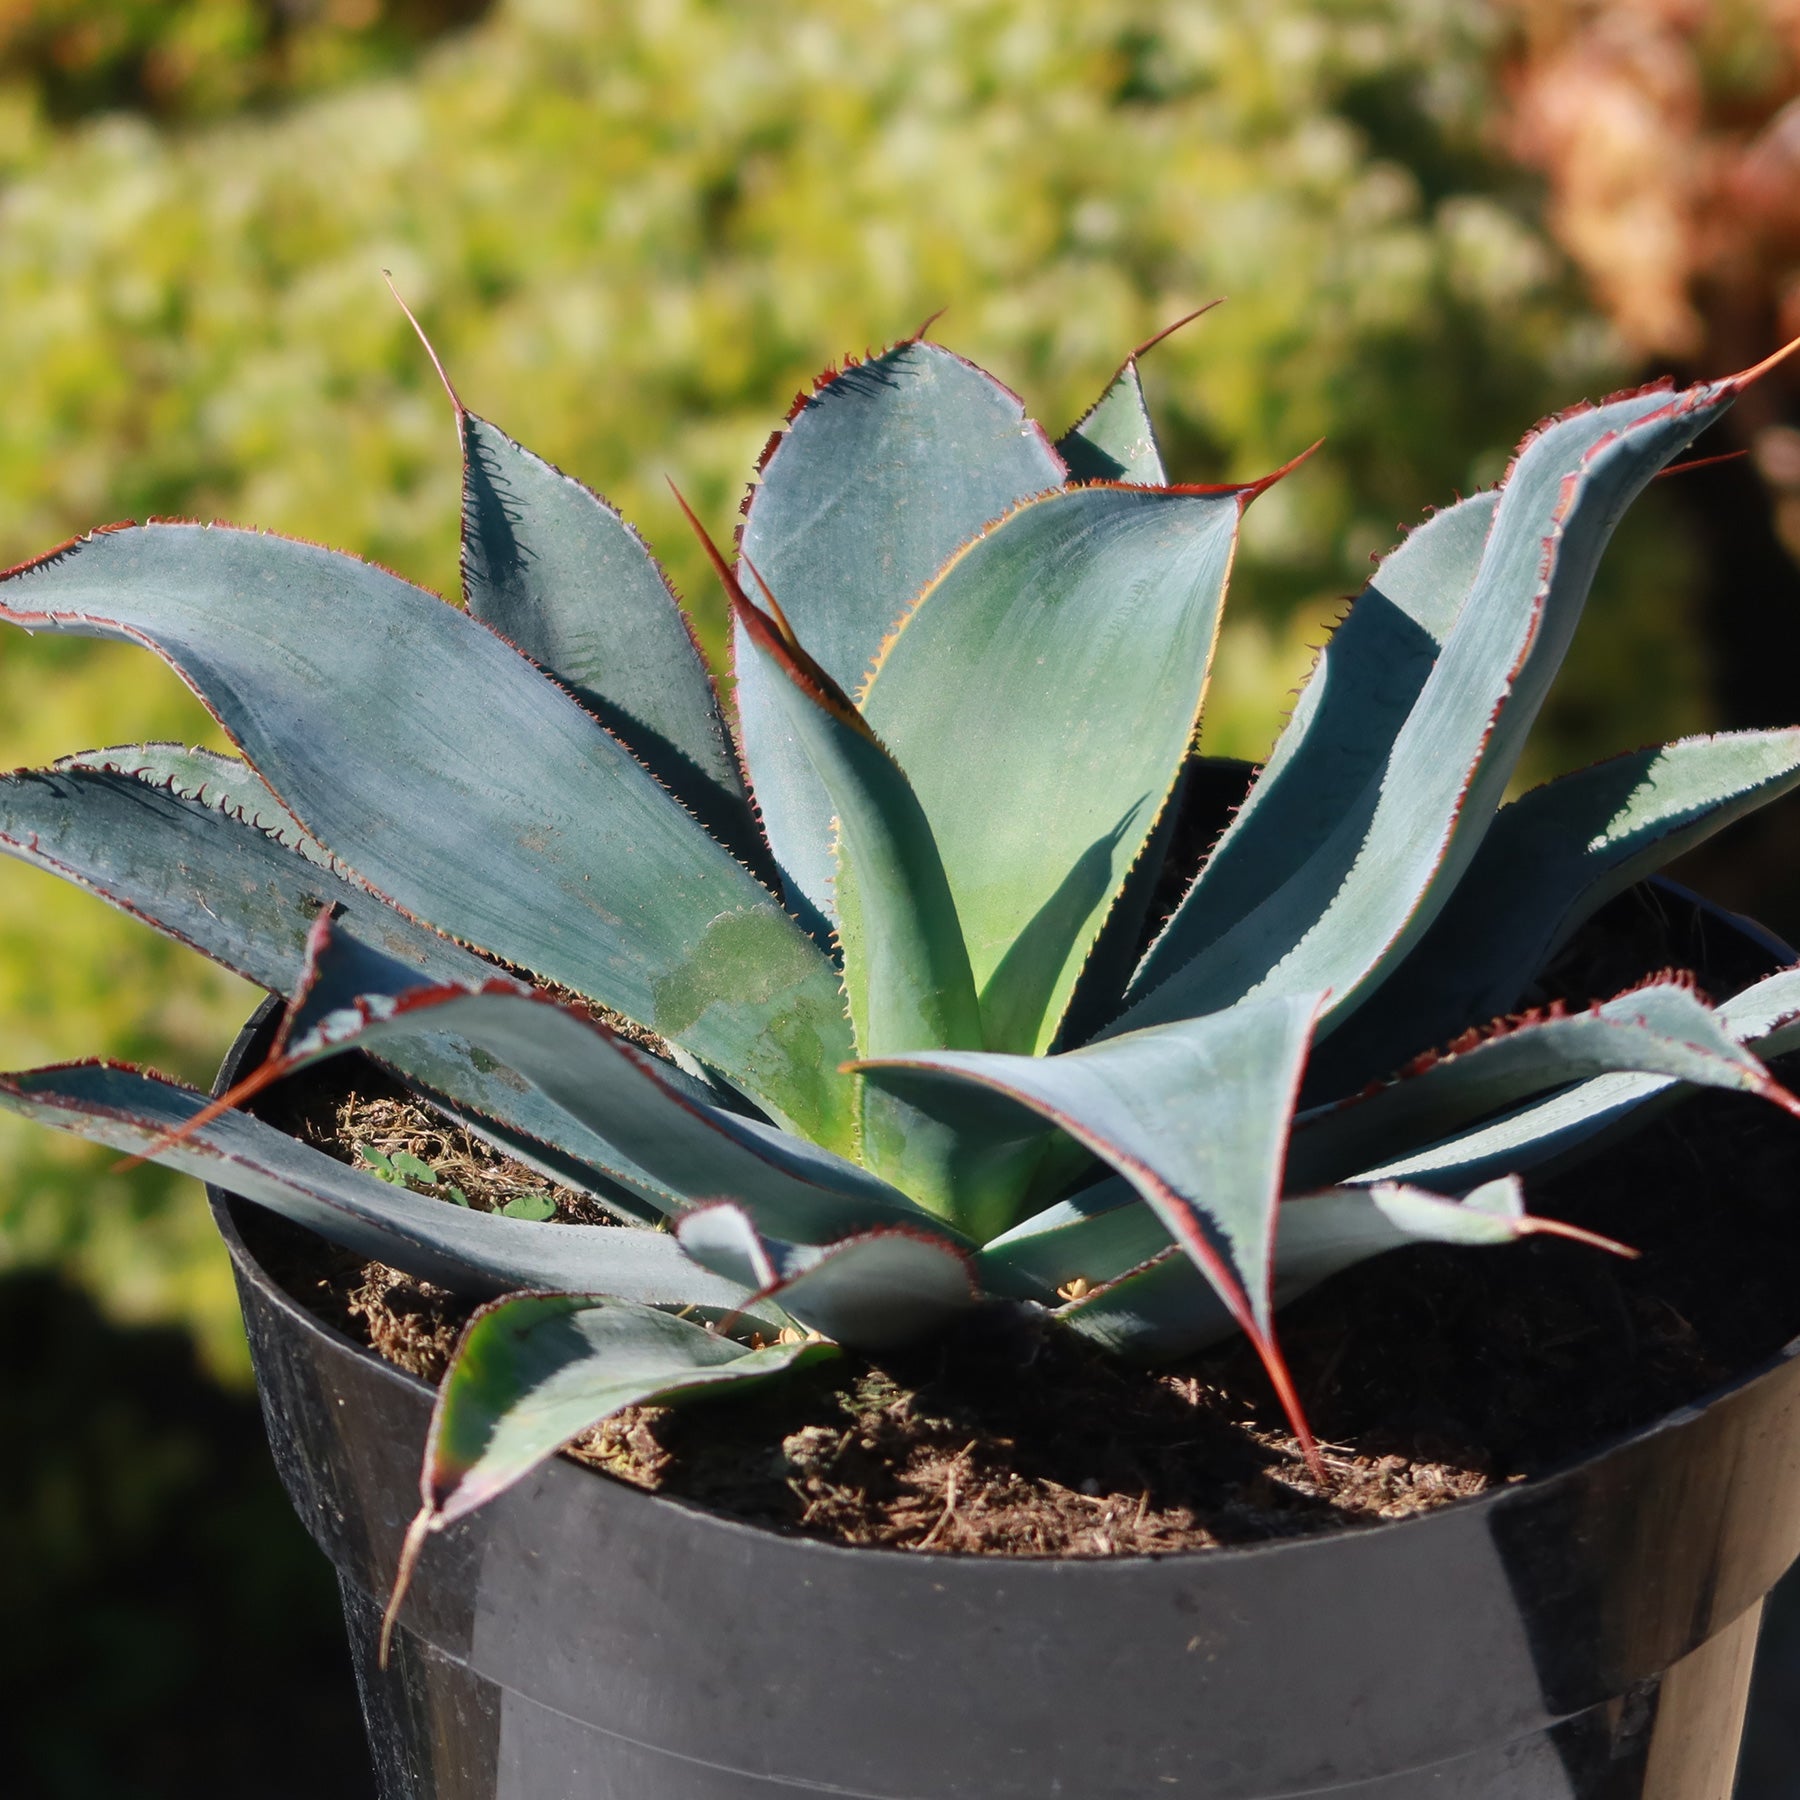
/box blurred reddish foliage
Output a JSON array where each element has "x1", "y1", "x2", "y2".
[
  {"x1": 1499, "y1": 3, "x2": 1800, "y2": 451},
  {"x1": 1500, "y1": 3, "x2": 1800, "y2": 930}
]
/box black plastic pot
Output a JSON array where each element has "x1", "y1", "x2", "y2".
[{"x1": 208, "y1": 942, "x2": 1800, "y2": 1800}]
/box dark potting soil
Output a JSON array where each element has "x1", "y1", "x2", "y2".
[{"x1": 240, "y1": 882, "x2": 1800, "y2": 1559}]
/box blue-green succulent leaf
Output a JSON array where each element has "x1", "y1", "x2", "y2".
[
  {"x1": 0, "y1": 765, "x2": 454, "y2": 989},
  {"x1": 1128, "y1": 492, "x2": 1498, "y2": 1012},
  {"x1": 1051, "y1": 760, "x2": 1192, "y2": 1051},
  {"x1": 1312, "y1": 730, "x2": 1800, "y2": 1094},
  {"x1": 1362, "y1": 966, "x2": 1800, "y2": 1191},
  {"x1": 731, "y1": 587, "x2": 980, "y2": 1061},
  {"x1": 1055, "y1": 756, "x2": 1264, "y2": 1051},
  {"x1": 1123, "y1": 376, "x2": 1743, "y2": 1035},
  {"x1": 975, "y1": 1174, "x2": 1161, "y2": 1302},
  {"x1": 383, "y1": 1290, "x2": 832, "y2": 1657},
  {"x1": 0, "y1": 523, "x2": 855, "y2": 1151},
  {"x1": 1056, "y1": 1176, "x2": 1577, "y2": 1360},
  {"x1": 674, "y1": 1201, "x2": 977, "y2": 1348},
  {"x1": 0, "y1": 766, "x2": 693, "y2": 1222},
  {"x1": 459, "y1": 412, "x2": 756, "y2": 861},
  {"x1": 671, "y1": 1198, "x2": 790, "y2": 1290},
  {"x1": 1724, "y1": 966, "x2": 1800, "y2": 1054},
  {"x1": 862, "y1": 484, "x2": 1244, "y2": 1054},
  {"x1": 418, "y1": 1293, "x2": 831, "y2": 1529},
  {"x1": 702, "y1": 530, "x2": 975, "y2": 1071},
  {"x1": 1057, "y1": 361, "x2": 1166, "y2": 485},
  {"x1": 53, "y1": 741, "x2": 331, "y2": 864},
  {"x1": 708, "y1": 543, "x2": 990, "y2": 1218},
  {"x1": 0, "y1": 1061, "x2": 757, "y2": 1305},
  {"x1": 1293, "y1": 979, "x2": 1800, "y2": 1191},
  {"x1": 727, "y1": 1231, "x2": 977, "y2": 1350},
  {"x1": 857, "y1": 993, "x2": 1325, "y2": 1446},
  {"x1": 733, "y1": 339, "x2": 1067, "y2": 929},
  {"x1": 1057, "y1": 307, "x2": 1218, "y2": 486},
  {"x1": 264, "y1": 923, "x2": 942, "y2": 1245}
]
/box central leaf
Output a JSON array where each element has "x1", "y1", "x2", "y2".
[
  {"x1": 734, "y1": 339, "x2": 1068, "y2": 932},
  {"x1": 861, "y1": 485, "x2": 1242, "y2": 1054}
]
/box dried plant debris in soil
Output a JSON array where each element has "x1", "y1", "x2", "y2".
[
  {"x1": 250, "y1": 1087, "x2": 614, "y2": 1383},
  {"x1": 238, "y1": 1058, "x2": 1800, "y2": 1558}
]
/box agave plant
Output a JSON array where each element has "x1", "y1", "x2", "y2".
[{"x1": 5, "y1": 311, "x2": 1800, "y2": 1641}]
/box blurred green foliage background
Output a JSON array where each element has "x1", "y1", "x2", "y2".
[{"x1": 0, "y1": 2, "x2": 1752, "y2": 1790}]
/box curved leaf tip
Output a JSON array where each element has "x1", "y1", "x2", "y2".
[
  {"x1": 737, "y1": 552, "x2": 876, "y2": 739},
  {"x1": 677, "y1": 1200, "x2": 978, "y2": 1349},
  {"x1": 1723, "y1": 328, "x2": 1800, "y2": 393},
  {"x1": 910, "y1": 304, "x2": 949, "y2": 342},
  {"x1": 1235, "y1": 436, "x2": 1325, "y2": 506},
  {"x1": 1130, "y1": 297, "x2": 1225, "y2": 363},
  {"x1": 379, "y1": 1290, "x2": 831, "y2": 1663},
  {"x1": 669, "y1": 479, "x2": 832, "y2": 694},
  {"x1": 1512, "y1": 1214, "x2": 1639, "y2": 1259},
  {"x1": 383, "y1": 269, "x2": 465, "y2": 418},
  {"x1": 857, "y1": 995, "x2": 1329, "y2": 1477}
]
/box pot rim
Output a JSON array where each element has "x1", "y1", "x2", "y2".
[{"x1": 208, "y1": 875, "x2": 1800, "y2": 1573}]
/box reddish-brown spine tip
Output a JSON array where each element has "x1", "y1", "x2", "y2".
[
  {"x1": 1761, "y1": 1074, "x2": 1800, "y2": 1122},
  {"x1": 378, "y1": 1508, "x2": 434, "y2": 1669},
  {"x1": 1128, "y1": 297, "x2": 1224, "y2": 365},
  {"x1": 672, "y1": 485, "x2": 871, "y2": 735},
  {"x1": 1653, "y1": 448, "x2": 1752, "y2": 481},
  {"x1": 1516, "y1": 1216, "x2": 1639, "y2": 1259},
  {"x1": 1726, "y1": 330, "x2": 1800, "y2": 392},
  {"x1": 383, "y1": 271, "x2": 464, "y2": 420},
  {"x1": 1252, "y1": 1325, "x2": 1325, "y2": 1485},
  {"x1": 911, "y1": 305, "x2": 949, "y2": 343},
  {"x1": 111, "y1": 1052, "x2": 294, "y2": 1175},
  {"x1": 1243, "y1": 437, "x2": 1325, "y2": 503},
  {"x1": 667, "y1": 480, "x2": 755, "y2": 615},
  {"x1": 737, "y1": 551, "x2": 805, "y2": 655},
  {"x1": 1156, "y1": 438, "x2": 1325, "y2": 504},
  {"x1": 740, "y1": 553, "x2": 874, "y2": 736}
]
